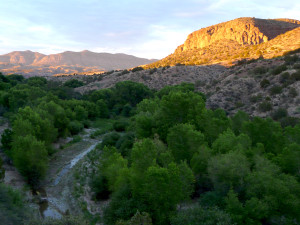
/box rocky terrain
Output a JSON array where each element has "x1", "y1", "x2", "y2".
[
  {"x1": 0, "y1": 50, "x2": 156, "y2": 76},
  {"x1": 147, "y1": 17, "x2": 300, "y2": 68},
  {"x1": 73, "y1": 52, "x2": 300, "y2": 120}
]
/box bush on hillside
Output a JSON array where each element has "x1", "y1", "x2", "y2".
[{"x1": 272, "y1": 65, "x2": 287, "y2": 75}]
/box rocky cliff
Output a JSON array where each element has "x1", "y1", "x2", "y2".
[
  {"x1": 147, "y1": 17, "x2": 300, "y2": 68},
  {"x1": 175, "y1": 17, "x2": 300, "y2": 54}
]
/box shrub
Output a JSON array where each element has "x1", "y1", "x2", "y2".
[
  {"x1": 265, "y1": 96, "x2": 271, "y2": 101},
  {"x1": 100, "y1": 132, "x2": 121, "y2": 149},
  {"x1": 279, "y1": 72, "x2": 290, "y2": 84},
  {"x1": 121, "y1": 70, "x2": 130, "y2": 75},
  {"x1": 279, "y1": 117, "x2": 299, "y2": 127},
  {"x1": 121, "y1": 104, "x2": 133, "y2": 117},
  {"x1": 175, "y1": 63, "x2": 185, "y2": 66},
  {"x1": 258, "y1": 101, "x2": 273, "y2": 112},
  {"x1": 1, "y1": 128, "x2": 13, "y2": 152},
  {"x1": 293, "y1": 64, "x2": 300, "y2": 69},
  {"x1": 271, "y1": 65, "x2": 287, "y2": 75},
  {"x1": 116, "y1": 211, "x2": 153, "y2": 225},
  {"x1": 290, "y1": 71, "x2": 300, "y2": 81},
  {"x1": 170, "y1": 205, "x2": 233, "y2": 225},
  {"x1": 131, "y1": 67, "x2": 144, "y2": 72},
  {"x1": 260, "y1": 79, "x2": 270, "y2": 88},
  {"x1": 271, "y1": 108, "x2": 288, "y2": 120},
  {"x1": 0, "y1": 183, "x2": 28, "y2": 225},
  {"x1": 235, "y1": 102, "x2": 244, "y2": 108},
  {"x1": 253, "y1": 66, "x2": 268, "y2": 75},
  {"x1": 250, "y1": 94, "x2": 263, "y2": 103},
  {"x1": 63, "y1": 79, "x2": 84, "y2": 88},
  {"x1": 149, "y1": 68, "x2": 157, "y2": 75},
  {"x1": 115, "y1": 132, "x2": 135, "y2": 157},
  {"x1": 289, "y1": 88, "x2": 298, "y2": 98},
  {"x1": 0, "y1": 158, "x2": 4, "y2": 180},
  {"x1": 68, "y1": 121, "x2": 84, "y2": 135},
  {"x1": 90, "y1": 172, "x2": 111, "y2": 200},
  {"x1": 284, "y1": 54, "x2": 299, "y2": 65},
  {"x1": 269, "y1": 85, "x2": 283, "y2": 95},
  {"x1": 113, "y1": 121, "x2": 129, "y2": 132}
]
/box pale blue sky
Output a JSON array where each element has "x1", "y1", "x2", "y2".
[{"x1": 0, "y1": 0, "x2": 299, "y2": 59}]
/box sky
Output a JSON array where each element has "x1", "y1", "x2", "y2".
[{"x1": 0, "y1": 0, "x2": 299, "y2": 59}]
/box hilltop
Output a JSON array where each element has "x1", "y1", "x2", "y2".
[
  {"x1": 146, "y1": 17, "x2": 300, "y2": 68},
  {"x1": 0, "y1": 50, "x2": 156, "y2": 76}
]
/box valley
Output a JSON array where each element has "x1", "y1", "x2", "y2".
[{"x1": 0, "y1": 16, "x2": 300, "y2": 225}]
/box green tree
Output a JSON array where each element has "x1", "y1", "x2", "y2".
[
  {"x1": 134, "y1": 112, "x2": 156, "y2": 139},
  {"x1": 26, "y1": 77, "x2": 47, "y2": 87},
  {"x1": 140, "y1": 163, "x2": 194, "y2": 225},
  {"x1": 225, "y1": 189, "x2": 269, "y2": 225},
  {"x1": 12, "y1": 135, "x2": 48, "y2": 187},
  {"x1": 275, "y1": 144, "x2": 300, "y2": 178},
  {"x1": 231, "y1": 110, "x2": 249, "y2": 135},
  {"x1": 13, "y1": 106, "x2": 58, "y2": 146},
  {"x1": 156, "y1": 91, "x2": 205, "y2": 141},
  {"x1": 284, "y1": 124, "x2": 300, "y2": 145},
  {"x1": 242, "y1": 117, "x2": 284, "y2": 154},
  {"x1": 63, "y1": 79, "x2": 84, "y2": 88},
  {"x1": 113, "y1": 81, "x2": 152, "y2": 107},
  {"x1": 74, "y1": 105, "x2": 88, "y2": 121},
  {"x1": 200, "y1": 109, "x2": 232, "y2": 145},
  {"x1": 167, "y1": 124, "x2": 206, "y2": 163},
  {"x1": 155, "y1": 82, "x2": 195, "y2": 99},
  {"x1": 97, "y1": 99, "x2": 109, "y2": 118},
  {"x1": 245, "y1": 156, "x2": 300, "y2": 223},
  {"x1": 212, "y1": 129, "x2": 251, "y2": 154},
  {"x1": 99, "y1": 146, "x2": 129, "y2": 192},
  {"x1": 207, "y1": 151, "x2": 250, "y2": 194},
  {"x1": 38, "y1": 101, "x2": 69, "y2": 137}
]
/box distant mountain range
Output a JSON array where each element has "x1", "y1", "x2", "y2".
[
  {"x1": 0, "y1": 50, "x2": 157, "y2": 76},
  {"x1": 147, "y1": 17, "x2": 300, "y2": 68}
]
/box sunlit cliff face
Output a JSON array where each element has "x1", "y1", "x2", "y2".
[{"x1": 146, "y1": 17, "x2": 300, "y2": 68}]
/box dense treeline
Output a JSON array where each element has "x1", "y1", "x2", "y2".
[
  {"x1": 0, "y1": 72, "x2": 299, "y2": 225},
  {"x1": 90, "y1": 83, "x2": 300, "y2": 225},
  {"x1": 0, "y1": 73, "x2": 152, "y2": 188}
]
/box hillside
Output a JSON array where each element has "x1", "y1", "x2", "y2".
[
  {"x1": 0, "y1": 50, "x2": 156, "y2": 76},
  {"x1": 146, "y1": 17, "x2": 300, "y2": 68},
  {"x1": 70, "y1": 52, "x2": 300, "y2": 121}
]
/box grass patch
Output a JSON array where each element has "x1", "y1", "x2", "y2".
[
  {"x1": 62, "y1": 135, "x2": 83, "y2": 149},
  {"x1": 90, "y1": 119, "x2": 115, "y2": 138},
  {"x1": 90, "y1": 118, "x2": 130, "y2": 138},
  {"x1": 91, "y1": 118, "x2": 116, "y2": 129}
]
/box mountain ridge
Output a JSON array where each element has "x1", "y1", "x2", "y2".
[{"x1": 0, "y1": 50, "x2": 157, "y2": 76}]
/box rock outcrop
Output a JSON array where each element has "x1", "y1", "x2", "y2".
[
  {"x1": 175, "y1": 17, "x2": 300, "y2": 54},
  {"x1": 146, "y1": 17, "x2": 300, "y2": 69}
]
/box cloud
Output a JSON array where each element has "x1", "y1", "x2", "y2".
[
  {"x1": 0, "y1": 0, "x2": 299, "y2": 58},
  {"x1": 126, "y1": 24, "x2": 192, "y2": 59}
]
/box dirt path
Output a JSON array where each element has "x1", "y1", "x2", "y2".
[{"x1": 38, "y1": 129, "x2": 102, "y2": 218}]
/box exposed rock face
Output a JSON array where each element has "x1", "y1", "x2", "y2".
[
  {"x1": 0, "y1": 50, "x2": 157, "y2": 76},
  {"x1": 175, "y1": 17, "x2": 300, "y2": 54}
]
